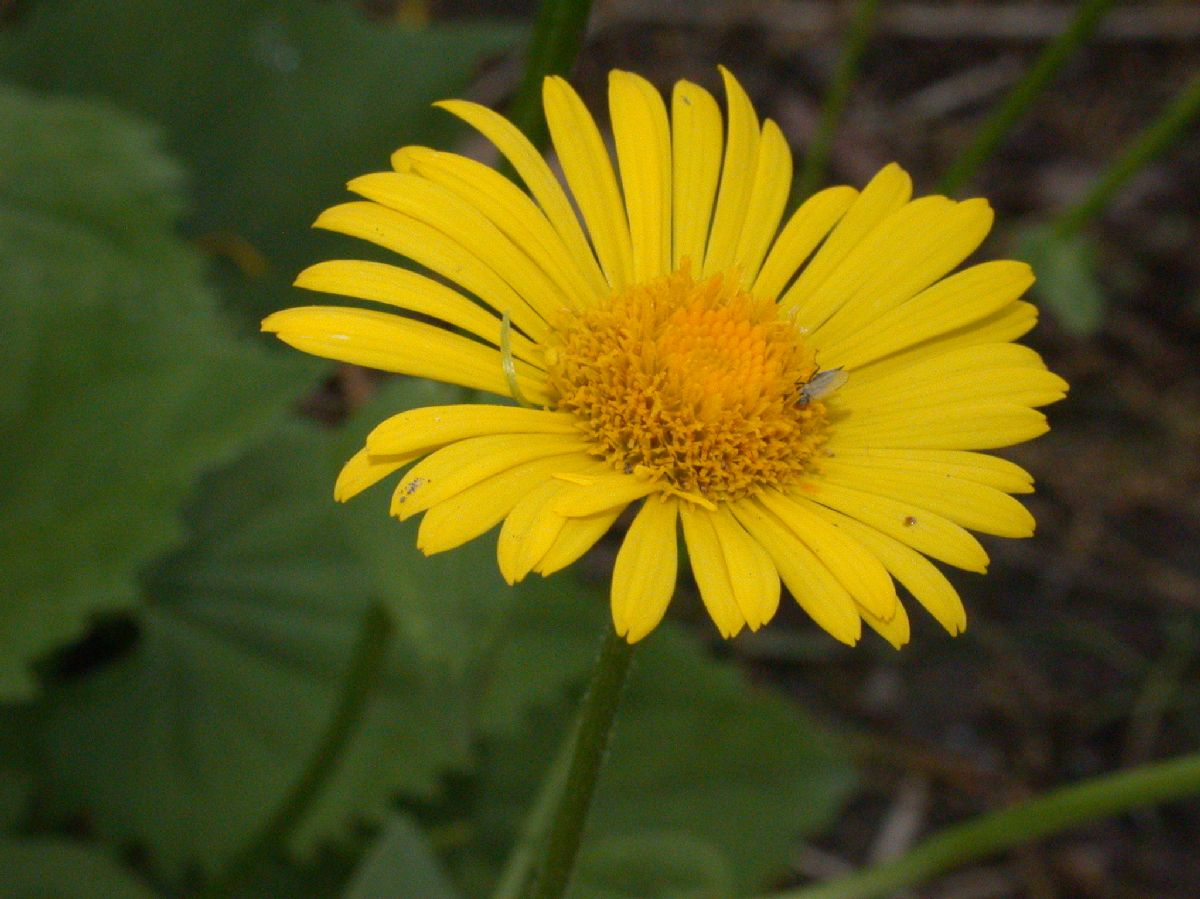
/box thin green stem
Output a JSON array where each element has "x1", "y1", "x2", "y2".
[
  {"x1": 1055, "y1": 71, "x2": 1200, "y2": 236},
  {"x1": 937, "y1": 0, "x2": 1116, "y2": 196},
  {"x1": 794, "y1": 0, "x2": 880, "y2": 202},
  {"x1": 199, "y1": 604, "x2": 393, "y2": 898},
  {"x1": 505, "y1": 0, "x2": 594, "y2": 153},
  {"x1": 527, "y1": 628, "x2": 636, "y2": 899},
  {"x1": 765, "y1": 752, "x2": 1200, "y2": 899}
]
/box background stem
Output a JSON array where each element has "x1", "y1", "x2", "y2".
[
  {"x1": 1054, "y1": 71, "x2": 1200, "y2": 236},
  {"x1": 200, "y1": 604, "x2": 392, "y2": 899},
  {"x1": 767, "y1": 752, "x2": 1200, "y2": 899},
  {"x1": 937, "y1": 0, "x2": 1115, "y2": 196},
  {"x1": 793, "y1": 0, "x2": 880, "y2": 203},
  {"x1": 505, "y1": 0, "x2": 595, "y2": 153}
]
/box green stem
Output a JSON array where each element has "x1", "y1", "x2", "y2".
[
  {"x1": 505, "y1": 0, "x2": 594, "y2": 152},
  {"x1": 199, "y1": 604, "x2": 393, "y2": 898},
  {"x1": 1054, "y1": 71, "x2": 1200, "y2": 236},
  {"x1": 527, "y1": 628, "x2": 636, "y2": 899},
  {"x1": 766, "y1": 752, "x2": 1200, "y2": 899},
  {"x1": 937, "y1": 0, "x2": 1116, "y2": 196},
  {"x1": 793, "y1": 0, "x2": 880, "y2": 203}
]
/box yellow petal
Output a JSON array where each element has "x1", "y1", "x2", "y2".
[
  {"x1": 671, "y1": 80, "x2": 723, "y2": 270},
  {"x1": 366, "y1": 404, "x2": 578, "y2": 456},
  {"x1": 831, "y1": 403, "x2": 1049, "y2": 451},
  {"x1": 807, "y1": 504, "x2": 967, "y2": 634},
  {"x1": 404, "y1": 147, "x2": 606, "y2": 303},
  {"x1": 553, "y1": 473, "x2": 660, "y2": 517},
  {"x1": 799, "y1": 480, "x2": 990, "y2": 573},
  {"x1": 756, "y1": 490, "x2": 898, "y2": 621},
  {"x1": 753, "y1": 185, "x2": 857, "y2": 300},
  {"x1": 294, "y1": 260, "x2": 541, "y2": 366},
  {"x1": 544, "y1": 75, "x2": 634, "y2": 288},
  {"x1": 731, "y1": 501, "x2": 861, "y2": 645},
  {"x1": 810, "y1": 198, "x2": 995, "y2": 347},
  {"x1": 839, "y1": 342, "x2": 1066, "y2": 404},
  {"x1": 534, "y1": 507, "x2": 624, "y2": 576},
  {"x1": 821, "y1": 260, "x2": 1034, "y2": 369},
  {"x1": 781, "y1": 163, "x2": 912, "y2": 316},
  {"x1": 390, "y1": 433, "x2": 587, "y2": 519},
  {"x1": 849, "y1": 300, "x2": 1038, "y2": 385},
  {"x1": 710, "y1": 506, "x2": 781, "y2": 630},
  {"x1": 497, "y1": 475, "x2": 582, "y2": 584},
  {"x1": 417, "y1": 453, "x2": 591, "y2": 557},
  {"x1": 348, "y1": 172, "x2": 568, "y2": 323},
  {"x1": 262, "y1": 306, "x2": 548, "y2": 402},
  {"x1": 313, "y1": 202, "x2": 550, "y2": 342},
  {"x1": 702, "y1": 67, "x2": 760, "y2": 277},
  {"x1": 435, "y1": 98, "x2": 603, "y2": 298},
  {"x1": 334, "y1": 447, "x2": 417, "y2": 502},
  {"x1": 733, "y1": 119, "x2": 793, "y2": 287},
  {"x1": 826, "y1": 448, "x2": 1034, "y2": 494},
  {"x1": 861, "y1": 597, "x2": 911, "y2": 649},
  {"x1": 610, "y1": 70, "x2": 672, "y2": 281},
  {"x1": 679, "y1": 503, "x2": 746, "y2": 638},
  {"x1": 612, "y1": 498, "x2": 679, "y2": 642},
  {"x1": 819, "y1": 459, "x2": 1036, "y2": 538}
]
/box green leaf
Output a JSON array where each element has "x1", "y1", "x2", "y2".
[
  {"x1": 0, "y1": 838, "x2": 158, "y2": 899},
  {"x1": 0, "y1": 83, "x2": 305, "y2": 701},
  {"x1": 342, "y1": 814, "x2": 463, "y2": 899},
  {"x1": 1017, "y1": 223, "x2": 1108, "y2": 335},
  {"x1": 0, "y1": 0, "x2": 522, "y2": 321},
  {"x1": 18, "y1": 400, "x2": 473, "y2": 877},
  {"x1": 473, "y1": 628, "x2": 857, "y2": 897},
  {"x1": 13, "y1": 379, "x2": 610, "y2": 880}
]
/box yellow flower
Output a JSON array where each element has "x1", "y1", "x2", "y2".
[{"x1": 263, "y1": 68, "x2": 1067, "y2": 647}]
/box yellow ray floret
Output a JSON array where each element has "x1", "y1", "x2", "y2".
[{"x1": 264, "y1": 66, "x2": 1066, "y2": 648}]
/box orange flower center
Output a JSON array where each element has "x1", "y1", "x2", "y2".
[{"x1": 545, "y1": 266, "x2": 831, "y2": 503}]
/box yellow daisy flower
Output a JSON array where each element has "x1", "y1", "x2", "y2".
[{"x1": 263, "y1": 68, "x2": 1067, "y2": 647}]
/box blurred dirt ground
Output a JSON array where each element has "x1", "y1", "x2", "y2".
[{"x1": 361, "y1": 1, "x2": 1200, "y2": 896}]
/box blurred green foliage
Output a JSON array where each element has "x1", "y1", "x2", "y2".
[
  {"x1": 0, "y1": 0, "x2": 521, "y2": 323},
  {"x1": 0, "y1": 2, "x2": 855, "y2": 895},
  {"x1": 1017, "y1": 224, "x2": 1108, "y2": 336},
  {"x1": 0, "y1": 83, "x2": 308, "y2": 701}
]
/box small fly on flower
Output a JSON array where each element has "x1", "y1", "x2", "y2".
[{"x1": 798, "y1": 367, "x2": 849, "y2": 406}]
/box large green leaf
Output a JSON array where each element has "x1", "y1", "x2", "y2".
[
  {"x1": 471, "y1": 628, "x2": 857, "y2": 897},
  {"x1": 20, "y1": 400, "x2": 471, "y2": 877},
  {"x1": 0, "y1": 838, "x2": 158, "y2": 899},
  {"x1": 0, "y1": 0, "x2": 522, "y2": 320},
  {"x1": 0, "y1": 84, "x2": 305, "y2": 700},
  {"x1": 14, "y1": 379, "x2": 609, "y2": 880}
]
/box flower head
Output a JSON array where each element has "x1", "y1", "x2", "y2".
[{"x1": 263, "y1": 68, "x2": 1067, "y2": 646}]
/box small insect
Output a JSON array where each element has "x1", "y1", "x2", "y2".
[{"x1": 798, "y1": 367, "x2": 848, "y2": 406}]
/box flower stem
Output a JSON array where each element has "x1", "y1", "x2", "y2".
[
  {"x1": 793, "y1": 0, "x2": 880, "y2": 203},
  {"x1": 765, "y1": 752, "x2": 1200, "y2": 899},
  {"x1": 200, "y1": 604, "x2": 392, "y2": 898},
  {"x1": 527, "y1": 628, "x2": 636, "y2": 899},
  {"x1": 506, "y1": 0, "x2": 594, "y2": 153},
  {"x1": 937, "y1": 0, "x2": 1116, "y2": 196},
  {"x1": 1054, "y1": 71, "x2": 1200, "y2": 237}
]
